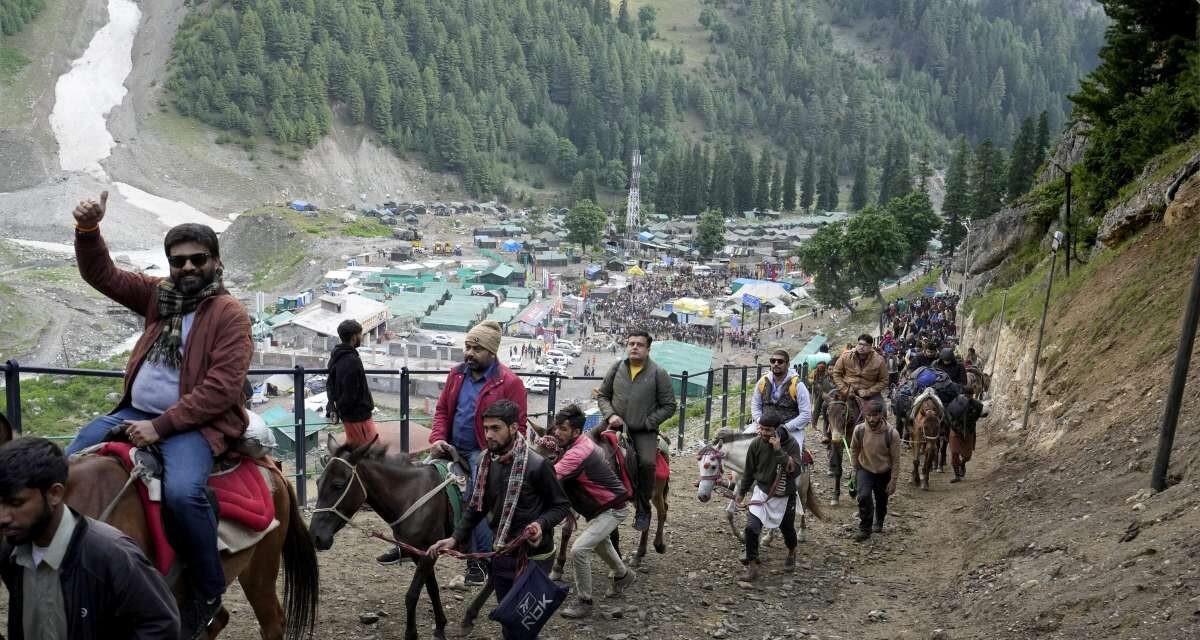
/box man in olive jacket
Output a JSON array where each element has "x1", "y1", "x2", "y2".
[{"x1": 597, "y1": 329, "x2": 677, "y2": 531}]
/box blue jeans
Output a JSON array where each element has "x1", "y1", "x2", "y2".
[
  {"x1": 66, "y1": 407, "x2": 226, "y2": 600},
  {"x1": 461, "y1": 448, "x2": 494, "y2": 555}
]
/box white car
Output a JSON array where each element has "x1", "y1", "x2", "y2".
[
  {"x1": 554, "y1": 340, "x2": 583, "y2": 357},
  {"x1": 545, "y1": 349, "x2": 573, "y2": 365},
  {"x1": 528, "y1": 377, "x2": 551, "y2": 394},
  {"x1": 536, "y1": 363, "x2": 567, "y2": 375},
  {"x1": 432, "y1": 334, "x2": 454, "y2": 346},
  {"x1": 509, "y1": 358, "x2": 524, "y2": 370}
]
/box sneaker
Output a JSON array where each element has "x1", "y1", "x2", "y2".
[
  {"x1": 854, "y1": 530, "x2": 871, "y2": 542},
  {"x1": 376, "y1": 547, "x2": 402, "y2": 565},
  {"x1": 560, "y1": 598, "x2": 594, "y2": 619},
  {"x1": 737, "y1": 561, "x2": 759, "y2": 582},
  {"x1": 181, "y1": 595, "x2": 222, "y2": 640},
  {"x1": 464, "y1": 560, "x2": 488, "y2": 586},
  {"x1": 607, "y1": 568, "x2": 637, "y2": 597},
  {"x1": 633, "y1": 511, "x2": 650, "y2": 532}
]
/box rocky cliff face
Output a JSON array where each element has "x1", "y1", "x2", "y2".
[{"x1": 1097, "y1": 149, "x2": 1200, "y2": 247}]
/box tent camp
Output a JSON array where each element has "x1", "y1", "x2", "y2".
[{"x1": 650, "y1": 340, "x2": 713, "y2": 397}]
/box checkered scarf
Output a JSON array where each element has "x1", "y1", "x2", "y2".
[
  {"x1": 147, "y1": 278, "x2": 222, "y2": 368},
  {"x1": 468, "y1": 431, "x2": 530, "y2": 548}
]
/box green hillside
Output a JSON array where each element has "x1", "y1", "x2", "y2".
[{"x1": 164, "y1": 0, "x2": 1105, "y2": 208}]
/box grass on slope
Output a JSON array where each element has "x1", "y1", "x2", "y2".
[
  {"x1": 0, "y1": 47, "x2": 30, "y2": 82},
  {"x1": 9, "y1": 357, "x2": 125, "y2": 439},
  {"x1": 848, "y1": 267, "x2": 944, "y2": 326}
]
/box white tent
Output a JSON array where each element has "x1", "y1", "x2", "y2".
[{"x1": 728, "y1": 282, "x2": 791, "y2": 303}]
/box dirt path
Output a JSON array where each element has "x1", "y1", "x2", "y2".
[{"x1": 208, "y1": 421, "x2": 1001, "y2": 640}]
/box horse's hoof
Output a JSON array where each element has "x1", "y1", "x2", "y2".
[
  {"x1": 654, "y1": 542, "x2": 666, "y2": 554},
  {"x1": 433, "y1": 629, "x2": 447, "y2": 640}
]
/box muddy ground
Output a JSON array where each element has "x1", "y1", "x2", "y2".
[{"x1": 213, "y1": 423, "x2": 1001, "y2": 640}]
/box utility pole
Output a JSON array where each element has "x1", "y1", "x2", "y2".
[
  {"x1": 1021, "y1": 231, "x2": 1063, "y2": 432},
  {"x1": 960, "y1": 220, "x2": 972, "y2": 299},
  {"x1": 624, "y1": 150, "x2": 642, "y2": 260},
  {"x1": 1052, "y1": 161, "x2": 1073, "y2": 278},
  {"x1": 1151, "y1": 251, "x2": 1200, "y2": 491}
]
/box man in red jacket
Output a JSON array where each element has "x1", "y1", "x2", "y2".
[
  {"x1": 380, "y1": 320, "x2": 526, "y2": 584},
  {"x1": 64, "y1": 192, "x2": 252, "y2": 640}
]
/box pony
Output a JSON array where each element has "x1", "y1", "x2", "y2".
[
  {"x1": 696, "y1": 429, "x2": 824, "y2": 542},
  {"x1": 822, "y1": 392, "x2": 858, "y2": 506},
  {"x1": 0, "y1": 417, "x2": 319, "y2": 640},
  {"x1": 309, "y1": 435, "x2": 461, "y2": 640},
  {"x1": 909, "y1": 388, "x2": 945, "y2": 490}
]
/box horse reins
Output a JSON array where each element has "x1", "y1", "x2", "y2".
[{"x1": 313, "y1": 456, "x2": 455, "y2": 530}]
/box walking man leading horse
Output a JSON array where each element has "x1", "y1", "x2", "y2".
[{"x1": 65, "y1": 191, "x2": 252, "y2": 640}]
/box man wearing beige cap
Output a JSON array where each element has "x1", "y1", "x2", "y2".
[{"x1": 377, "y1": 321, "x2": 527, "y2": 582}]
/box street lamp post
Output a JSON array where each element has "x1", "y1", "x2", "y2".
[
  {"x1": 1021, "y1": 231, "x2": 1063, "y2": 432},
  {"x1": 1051, "y1": 161, "x2": 1073, "y2": 278}
]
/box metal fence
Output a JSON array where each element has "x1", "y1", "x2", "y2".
[{"x1": 2, "y1": 359, "x2": 809, "y2": 505}]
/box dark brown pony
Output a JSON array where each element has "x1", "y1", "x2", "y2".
[
  {"x1": 0, "y1": 416, "x2": 319, "y2": 640},
  {"x1": 309, "y1": 435, "x2": 457, "y2": 640},
  {"x1": 822, "y1": 392, "x2": 854, "y2": 505},
  {"x1": 909, "y1": 389, "x2": 944, "y2": 490}
]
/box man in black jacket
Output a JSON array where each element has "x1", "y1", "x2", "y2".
[
  {"x1": 427, "y1": 400, "x2": 570, "y2": 637},
  {"x1": 326, "y1": 319, "x2": 377, "y2": 446},
  {"x1": 0, "y1": 437, "x2": 180, "y2": 640}
]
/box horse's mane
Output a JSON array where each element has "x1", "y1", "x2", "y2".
[
  {"x1": 713, "y1": 429, "x2": 757, "y2": 445},
  {"x1": 332, "y1": 442, "x2": 397, "y2": 463}
]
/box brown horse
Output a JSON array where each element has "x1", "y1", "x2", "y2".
[
  {"x1": 309, "y1": 435, "x2": 461, "y2": 640},
  {"x1": 0, "y1": 418, "x2": 318, "y2": 640},
  {"x1": 909, "y1": 389, "x2": 944, "y2": 490},
  {"x1": 822, "y1": 392, "x2": 855, "y2": 506}
]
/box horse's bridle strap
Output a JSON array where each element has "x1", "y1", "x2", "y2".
[{"x1": 312, "y1": 456, "x2": 365, "y2": 524}]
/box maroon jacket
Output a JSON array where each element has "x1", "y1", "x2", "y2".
[
  {"x1": 75, "y1": 229, "x2": 252, "y2": 455},
  {"x1": 429, "y1": 362, "x2": 527, "y2": 450}
]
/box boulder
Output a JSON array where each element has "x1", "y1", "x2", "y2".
[
  {"x1": 1164, "y1": 166, "x2": 1200, "y2": 228},
  {"x1": 955, "y1": 201, "x2": 1040, "y2": 276},
  {"x1": 1034, "y1": 122, "x2": 1090, "y2": 187},
  {"x1": 1098, "y1": 150, "x2": 1200, "y2": 246}
]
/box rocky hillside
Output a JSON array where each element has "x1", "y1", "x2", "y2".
[{"x1": 945, "y1": 124, "x2": 1200, "y2": 637}]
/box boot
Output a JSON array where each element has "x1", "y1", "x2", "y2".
[
  {"x1": 738, "y1": 560, "x2": 759, "y2": 582},
  {"x1": 561, "y1": 598, "x2": 593, "y2": 619}
]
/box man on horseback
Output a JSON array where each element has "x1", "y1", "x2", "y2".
[
  {"x1": 427, "y1": 400, "x2": 571, "y2": 639},
  {"x1": 735, "y1": 413, "x2": 803, "y2": 580},
  {"x1": 550, "y1": 405, "x2": 637, "y2": 620},
  {"x1": 65, "y1": 192, "x2": 252, "y2": 639},
  {"x1": 830, "y1": 334, "x2": 889, "y2": 424},
  {"x1": 0, "y1": 438, "x2": 180, "y2": 640},
  {"x1": 849, "y1": 400, "x2": 900, "y2": 542},
  {"x1": 933, "y1": 347, "x2": 967, "y2": 386},
  {"x1": 597, "y1": 329, "x2": 677, "y2": 533},
  {"x1": 750, "y1": 349, "x2": 812, "y2": 455},
  {"x1": 905, "y1": 340, "x2": 940, "y2": 376},
  {"x1": 421, "y1": 320, "x2": 527, "y2": 583}
]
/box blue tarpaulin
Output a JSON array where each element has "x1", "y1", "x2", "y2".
[
  {"x1": 585, "y1": 265, "x2": 603, "y2": 278},
  {"x1": 502, "y1": 240, "x2": 524, "y2": 251},
  {"x1": 289, "y1": 200, "x2": 317, "y2": 211},
  {"x1": 638, "y1": 231, "x2": 654, "y2": 241}
]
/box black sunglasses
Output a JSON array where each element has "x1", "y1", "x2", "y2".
[
  {"x1": 167, "y1": 252, "x2": 211, "y2": 269},
  {"x1": 769, "y1": 358, "x2": 786, "y2": 364}
]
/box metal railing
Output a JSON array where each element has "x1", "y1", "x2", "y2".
[{"x1": 3, "y1": 359, "x2": 810, "y2": 504}]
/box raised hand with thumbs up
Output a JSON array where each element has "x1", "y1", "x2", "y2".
[{"x1": 72, "y1": 190, "x2": 108, "y2": 231}]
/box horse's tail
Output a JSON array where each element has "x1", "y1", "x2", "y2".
[
  {"x1": 801, "y1": 475, "x2": 826, "y2": 521},
  {"x1": 280, "y1": 475, "x2": 319, "y2": 640}
]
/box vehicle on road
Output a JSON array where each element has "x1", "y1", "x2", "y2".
[
  {"x1": 554, "y1": 340, "x2": 583, "y2": 356},
  {"x1": 432, "y1": 334, "x2": 454, "y2": 346},
  {"x1": 528, "y1": 377, "x2": 551, "y2": 394}
]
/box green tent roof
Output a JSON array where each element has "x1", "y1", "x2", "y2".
[{"x1": 650, "y1": 340, "x2": 714, "y2": 396}]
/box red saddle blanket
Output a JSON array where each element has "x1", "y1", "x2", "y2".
[
  {"x1": 656, "y1": 449, "x2": 670, "y2": 482},
  {"x1": 96, "y1": 443, "x2": 274, "y2": 575}
]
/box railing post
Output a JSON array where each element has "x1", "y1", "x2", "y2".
[
  {"x1": 676, "y1": 371, "x2": 689, "y2": 451},
  {"x1": 702, "y1": 369, "x2": 714, "y2": 442},
  {"x1": 755, "y1": 364, "x2": 764, "y2": 384},
  {"x1": 399, "y1": 367, "x2": 410, "y2": 453},
  {"x1": 293, "y1": 365, "x2": 307, "y2": 506},
  {"x1": 4, "y1": 360, "x2": 21, "y2": 434},
  {"x1": 739, "y1": 366, "x2": 748, "y2": 428},
  {"x1": 547, "y1": 372, "x2": 558, "y2": 432},
  {"x1": 720, "y1": 365, "x2": 730, "y2": 431}
]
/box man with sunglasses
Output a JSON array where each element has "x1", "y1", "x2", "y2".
[
  {"x1": 65, "y1": 191, "x2": 252, "y2": 640},
  {"x1": 750, "y1": 349, "x2": 812, "y2": 455}
]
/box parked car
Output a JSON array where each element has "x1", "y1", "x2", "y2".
[
  {"x1": 528, "y1": 377, "x2": 551, "y2": 394},
  {"x1": 554, "y1": 340, "x2": 583, "y2": 356},
  {"x1": 509, "y1": 358, "x2": 524, "y2": 370},
  {"x1": 545, "y1": 349, "x2": 573, "y2": 365},
  {"x1": 432, "y1": 334, "x2": 454, "y2": 346},
  {"x1": 536, "y1": 363, "x2": 567, "y2": 375}
]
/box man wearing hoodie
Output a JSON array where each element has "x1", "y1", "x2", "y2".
[{"x1": 326, "y1": 319, "x2": 377, "y2": 446}]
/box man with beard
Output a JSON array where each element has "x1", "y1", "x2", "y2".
[
  {"x1": 831, "y1": 334, "x2": 889, "y2": 424},
  {"x1": 849, "y1": 400, "x2": 900, "y2": 542},
  {"x1": 409, "y1": 320, "x2": 526, "y2": 583},
  {"x1": 326, "y1": 319, "x2": 378, "y2": 446},
  {"x1": 0, "y1": 437, "x2": 179, "y2": 639},
  {"x1": 65, "y1": 191, "x2": 252, "y2": 640},
  {"x1": 427, "y1": 400, "x2": 570, "y2": 638},
  {"x1": 550, "y1": 405, "x2": 636, "y2": 620},
  {"x1": 934, "y1": 347, "x2": 967, "y2": 386}
]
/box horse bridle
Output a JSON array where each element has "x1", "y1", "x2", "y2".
[
  {"x1": 312, "y1": 456, "x2": 366, "y2": 525},
  {"x1": 696, "y1": 444, "x2": 727, "y2": 483}
]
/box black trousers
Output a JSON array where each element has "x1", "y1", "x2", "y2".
[
  {"x1": 856, "y1": 468, "x2": 890, "y2": 531},
  {"x1": 630, "y1": 431, "x2": 659, "y2": 515},
  {"x1": 744, "y1": 493, "x2": 797, "y2": 562}
]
